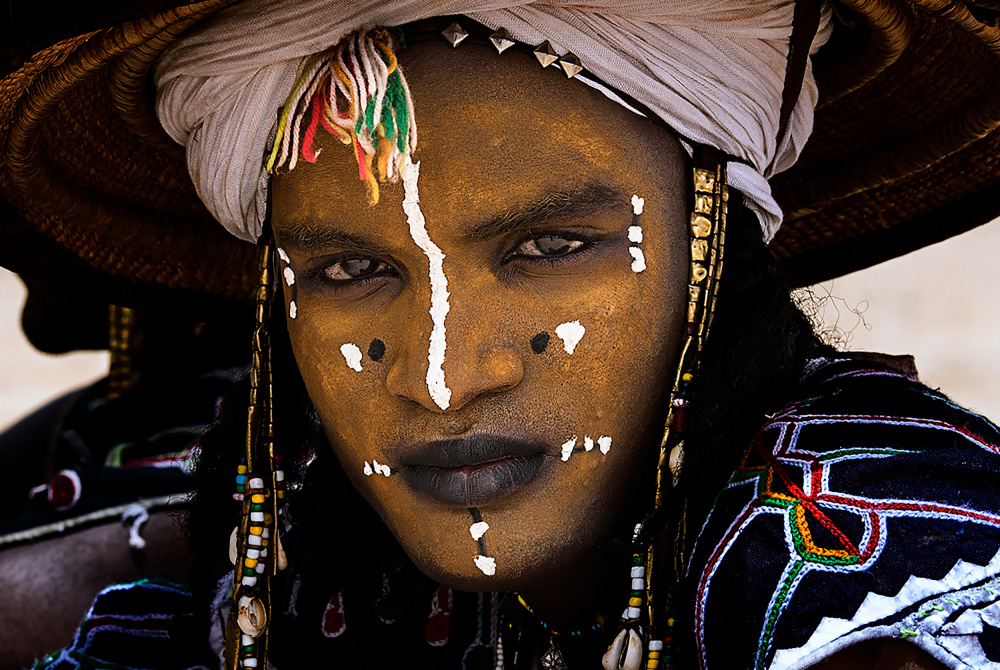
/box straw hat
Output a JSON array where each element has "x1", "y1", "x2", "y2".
[{"x1": 1, "y1": 0, "x2": 998, "y2": 309}]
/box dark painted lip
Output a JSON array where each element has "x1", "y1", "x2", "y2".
[{"x1": 397, "y1": 436, "x2": 548, "y2": 507}]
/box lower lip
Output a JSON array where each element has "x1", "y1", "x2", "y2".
[{"x1": 401, "y1": 455, "x2": 546, "y2": 507}]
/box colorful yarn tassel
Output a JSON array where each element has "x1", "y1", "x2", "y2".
[{"x1": 266, "y1": 28, "x2": 416, "y2": 205}]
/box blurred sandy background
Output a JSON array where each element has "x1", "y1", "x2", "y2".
[{"x1": 1, "y1": 219, "x2": 999, "y2": 430}]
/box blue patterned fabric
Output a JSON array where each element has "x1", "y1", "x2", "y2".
[{"x1": 687, "y1": 358, "x2": 1000, "y2": 669}]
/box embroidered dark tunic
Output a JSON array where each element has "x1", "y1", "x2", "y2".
[{"x1": 36, "y1": 359, "x2": 1000, "y2": 670}]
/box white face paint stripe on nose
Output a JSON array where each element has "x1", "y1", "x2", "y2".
[{"x1": 401, "y1": 156, "x2": 452, "y2": 410}]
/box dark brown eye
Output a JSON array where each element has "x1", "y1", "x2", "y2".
[
  {"x1": 324, "y1": 257, "x2": 387, "y2": 282},
  {"x1": 515, "y1": 235, "x2": 584, "y2": 258}
]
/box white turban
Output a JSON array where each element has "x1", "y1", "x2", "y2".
[{"x1": 155, "y1": 0, "x2": 831, "y2": 242}]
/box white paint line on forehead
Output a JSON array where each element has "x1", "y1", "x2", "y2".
[
  {"x1": 474, "y1": 555, "x2": 496, "y2": 576},
  {"x1": 598, "y1": 436, "x2": 612, "y2": 454},
  {"x1": 289, "y1": 301, "x2": 298, "y2": 319},
  {"x1": 561, "y1": 436, "x2": 577, "y2": 462},
  {"x1": 555, "y1": 320, "x2": 585, "y2": 355},
  {"x1": 628, "y1": 226, "x2": 643, "y2": 243},
  {"x1": 629, "y1": 247, "x2": 647, "y2": 273},
  {"x1": 631, "y1": 195, "x2": 645, "y2": 215},
  {"x1": 402, "y1": 156, "x2": 452, "y2": 410},
  {"x1": 470, "y1": 521, "x2": 489, "y2": 541},
  {"x1": 340, "y1": 343, "x2": 363, "y2": 372}
]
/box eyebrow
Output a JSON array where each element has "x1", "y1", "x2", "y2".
[
  {"x1": 465, "y1": 182, "x2": 629, "y2": 243},
  {"x1": 275, "y1": 223, "x2": 387, "y2": 255}
]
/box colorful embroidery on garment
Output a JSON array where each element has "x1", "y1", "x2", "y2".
[{"x1": 687, "y1": 359, "x2": 1000, "y2": 670}]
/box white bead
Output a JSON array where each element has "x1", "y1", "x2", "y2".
[
  {"x1": 242, "y1": 634, "x2": 253, "y2": 646},
  {"x1": 243, "y1": 659, "x2": 258, "y2": 668},
  {"x1": 631, "y1": 566, "x2": 645, "y2": 579},
  {"x1": 275, "y1": 471, "x2": 284, "y2": 482},
  {"x1": 649, "y1": 640, "x2": 664, "y2": 651},
  {"x1": 255, "y1": 562, "x2": 265, "y2": 574},
  {"x1": 249, "y1": 478, "x2": 264, "y2": 489},
  {"x1": 248, "y1": 535, "x2": 262, "y2": 546},
  {"x1": 262, "y1": 528, "x2": 270, "y2": 539},
  {"x1": 631, "y1": 578, "x2": 644, "y2": 590},
  {"x1": 246, "y1": 548, "x2": 260, "y2": 559},
  {"x1": 242, "y1": 575, "x2": 257, "y2": 587},
  {"x1": 259, "y1": 548, "x2": 267, "y2": 558},
  {"x1": 250, "y1": 512, "x2": 264, "y2": 522},
  {"x1": 627, "y1": 606, "x2": 641, "y2": 620}
]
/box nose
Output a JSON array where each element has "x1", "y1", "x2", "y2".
[{"x1": 386, "y1": 295, "x2": 524, "y2": 413}]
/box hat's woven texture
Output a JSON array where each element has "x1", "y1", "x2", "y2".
[{"x1": 1, "y1": 0, "x2": 999, "y2": 304}]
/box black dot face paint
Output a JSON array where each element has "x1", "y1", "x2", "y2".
[
  {"x1": 530, "y1": 332, "x2": 550, "y2": 354},
  {"x1": 368, "y1": 338, "x2": 386, "y2": 362}
]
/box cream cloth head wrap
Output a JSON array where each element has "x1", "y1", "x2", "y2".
[{"x1": 155, "y1": 0, "x2": 831, "y2": 243}]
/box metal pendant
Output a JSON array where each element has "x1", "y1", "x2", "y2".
[
  {"x1": 533, "y1": 41, "x2": 560, "y2": 68},
  {"x1": 558, "y1": 54, "x2": 583, "y2": 78},
  {"x1": 490, "y1": 28, "x2": 515, "y2": 54},
  {"x1": 442, "y1": 22, "x2": 469, "y2": 48},
  {"x1": 540, "y1": 636, "x2": 568, "y2": 670}
]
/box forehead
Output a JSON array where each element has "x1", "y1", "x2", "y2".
[{"x1": 272, "y1": 39, "x2": 685, "y2": 231}]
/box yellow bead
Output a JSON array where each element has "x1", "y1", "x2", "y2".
[
  {"x1": 249, "y1": 526, "x2": 263, "y2": 536},
  {"x1": 667, "y1": 618, "x2": 675, "y2": 627},
  {"x1": 648, "y1": 652, "x2": 660, "y2": 659},
  {"x1": 262, "y1": 539, "x2": 269, "y2": 547},
  {"x1": 251, "y1": 494, "x2": 265, "y2": 503},
  {"x1": 682, "y1": 373, "x2": 693, "y2": 381},
  {"x1": 629, "y1": 597, "x2": 642, "y2": 607},
  {"x1": 238, "y1": 465, "x2": 247, "y2": 474},
  {"x1": 648, "y1": 661, "x2": 659, "y2": 669},
  {"x1": 244, "y1": 558, "x2": 257, "y2": 568}
]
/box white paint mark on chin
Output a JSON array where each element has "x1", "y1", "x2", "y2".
[
  {"x1": 628, "y1": 225, "x2": 643, "y2": 243},
  {"x1": 598, "y1": 435, "x2": 612, "y2": 454},
  {"x1": 629, "y1": 247, "x2": 647, "y2": 273},
  {"x1": 560, "y1": 436, "x2": 577, "y2": 462},
  {"x1": 402, "y1": 156, "x2": 451, "y2": 410},
  {"x1": 474, "y1": 555, "x2": 496, "y2": 576},
  {"x1": 340, "y1": 343, "x2": 363, "y2": 372},
  {"x1": 470, "y1": 521, "x2": 490, "y2": 541},
  {"x1": 631, "y1": 195, "x2": 645, "y2": 215},
  {"x1": 289, "y1": 301, "x2": 298, "y2": 319},
  {"x1": 555, "y1": 320, "x2": 585, "y2": 354},
  {"x1": 283, "y1": 266, "x2": 296, "y2": 286},
  {"x1": 584, "y1": 436, "x2": 595, "y2": 452}
]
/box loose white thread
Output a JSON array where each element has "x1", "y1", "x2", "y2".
[
  {"x1": 121, "y1": 504, "x2": 149, "y2": 550},
  {"x1": 561, "y1": 436, "x2": 577, "y2": 462},
  {"x1": 402, "y1": 156, "x2": 451, "y2": 410},
  {"x1": 629, "y1": 247, "x2": 647, "y2": 273},
  {"x1": 340, "y1": 343, "x2": 363, "y2": 372},
  {"x1": 474, "y1": 555, "x2": 497, "y2": 576},
  {"x1": 470, "y1": 521, "x2": 490, "y2": 541},
  {"x1": 631, "y1": 195, "x2": 645, "y2": 215},
  {"x1": 555, "y1": 320, "x2": 586, "y2": 354},
  {"x1": 598, "y1": 436, "x2": 612, "y2": 454}
]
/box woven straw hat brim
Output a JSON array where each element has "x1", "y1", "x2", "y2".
[{"x1": 1, "y1": 0, "x2": 999, "y2": 307}]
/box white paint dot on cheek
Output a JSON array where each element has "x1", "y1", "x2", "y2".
[
  {"x1": 402, "y1": 156, "x2": 452, "y2": 411},
  {"x1": 283, "y1": 266, "x2": 296, "y2": 286},
  {"x1": 631, "y1": 195, "x2": 645, "y2": 215},
  {"x1": 598, "y1": 436, "x2": 612, "y2": 454},
  {"x1": 363, "y1": 461, "x2": 373, "y2": 476},
  {"x1": 289, "y1": 301, "x2": 297, "y2": 319},
  {"x1": 561, "y1": 436, "x2": 577, "y2": 462},
  {"x1": 555, "y1": 320, "x2": 585, "y2": 355},
  {"x1": 628, "y1": 226, "x2": 643, "y2": 243},
  {"x1": 474, "y1": 555, "x2": 496, "y2": 576},
  {"x1": 277, "y1": 247, "x2": 290, "y2": 263},
  {"x1": 629, "y1": 247, "x2": 647, "y2": 273},
  {"x1": 340, "y1": 343, "x2": 363, "y2": 372},
  {"x1": 584, "y1": 436, "x2": 595, "y2": 452},
  {"x1": 470, "y1": 521, "x2": 489, "y2": 541}
]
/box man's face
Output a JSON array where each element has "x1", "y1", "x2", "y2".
[{"x1": 271, "y1": 39, "x2": 688, "y2": 600}]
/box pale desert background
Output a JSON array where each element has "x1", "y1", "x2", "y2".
[{"x1": 1, "y1": 218, "x2": 999, "y2": 430}]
